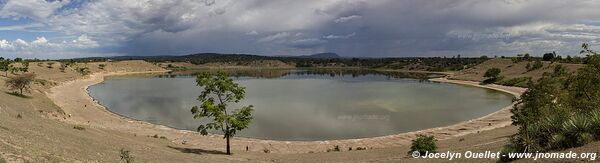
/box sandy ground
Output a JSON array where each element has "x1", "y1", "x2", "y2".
[{"x1": 47, "y1": 70, "x2": 526, "y2": 155}]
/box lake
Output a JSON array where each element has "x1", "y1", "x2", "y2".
[{"x1": 87, "y1": 69, "x2": 513, "y2": 141}]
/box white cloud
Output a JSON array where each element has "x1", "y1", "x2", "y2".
[
  {"x1": 258, "y1": 32, "x2": 292, "y2": 42},
  {"x1": 0, "y1": 0, "x2": 70, "y2": 21},
  {"x1": 0, "y1": 23, "x2": 47, "y2": 32},
  {"x1": 333, "y1": 15, "x2": 362, "y2": 23},
  {"x1": 31, "y1": 37, "x2": 48, "y2": 45},
  {"x1": 323, "y1": 32, "x2": 356, "y2": 39},
  {"x1": 246, "y1": 30, "x2": 259, "y2": 35},
  {"x1": 0, "y1": 35, "x2": 100, "y2": 58},
  {"x1": 0, "y1": 40, "x2": 13, "y2": 49}
]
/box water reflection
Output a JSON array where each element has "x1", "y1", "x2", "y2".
[{"x1": 90, "y1": 69, "x2": 512, "y2": 141}]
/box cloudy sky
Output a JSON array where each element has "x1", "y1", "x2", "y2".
[{"x1": 0, "y1": 0, "x2": 599, "y2": 59}]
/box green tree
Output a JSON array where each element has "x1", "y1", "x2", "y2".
[
  {"x1": 0, "y1": 59, "x2": 11, "y2": 76},
  {"x1": 483, "y1": 68, "x2": 501, "y2": 84},
  {"x1": 543, "y1": 51, "x2": 556, "y2": 61},
  {"x1": 409, "y1": 134, "x2": 437, "y2": 155},
  {"x1": 191, "y1": 71, "x2": 254, "y2": 155}
]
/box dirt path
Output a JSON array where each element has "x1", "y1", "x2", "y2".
[{"x1": 46, "y1": 72, "x2": 526, "y2": 154}]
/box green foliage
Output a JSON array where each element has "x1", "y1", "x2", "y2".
[
  {"x1": 525, "y1": 60, "x2": 544, "y2": 72},
  {"x1": 496, "y1": 77, "x2": 531, "y2": 87},
  {"x1": 499, "y1": 144, "x2": 518, "y2": 162},
  {"x1": 484, "y1": 68, "x2": 501, "y2": 78},
  {"x1": 482, "y1": 68, "x2": 501, "y2": 84},
  {"x1": 409, "y1": 134, "x2": 437, "y2": 155},
  {"x1": 543, "y1": 52, "x2": 556, "y2": 61},
  {"x1": 505, "y1": 44, "x2": 600, "y2": 160},
  {"x1": 191, "y1": 71, "x2": 254, "y2": 155},
  {"x1": 0, "y1": 59, "x2": 11, "y2": 76},
  {"x1": 98, "y1": 64, "x2": 106, "y2": 70},
  {"x1": 76, "y1": 67, "x2": 91, "y2": 75}
]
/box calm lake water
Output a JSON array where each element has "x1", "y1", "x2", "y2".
[{"x1": 88, "y1": 69, "x2": 513, "y2": 141}]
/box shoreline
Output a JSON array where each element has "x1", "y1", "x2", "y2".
[{"x1": 47, "y1": 71, "x2": 526, "y2": 154}]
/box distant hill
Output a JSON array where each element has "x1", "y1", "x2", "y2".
[{"x1": 297, "y1": 53, "x2": 341, "y2": 59}]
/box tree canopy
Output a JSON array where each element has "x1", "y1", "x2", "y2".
[{"x1": 191, "y1": 71, "x2": 254, "y2": 155}]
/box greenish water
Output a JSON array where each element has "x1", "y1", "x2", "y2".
[{"x1": 88, "y1": 70, "x2": 513, "y2": 141}]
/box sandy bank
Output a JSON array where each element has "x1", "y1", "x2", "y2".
[{"x1": 47, "y1": 71, "x2": 526, "y2": 154}]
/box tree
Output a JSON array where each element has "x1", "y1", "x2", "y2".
[
  {"x1": 191, "y1": 71, "x2": 254, "y2": 155},
  {"x1": 5, "y1": 73, "x2": 36, "y2": 96},
  {"x1": 543, "y1": 51, "x2": 556, "y2": 61},
  {"x1": 523, "y1": 53, "x2": 531, "y2": 61},
  {"x1": 0, "y1": 59, "x2": 11, "y2": 76},
  {"x1": 483, "y1": 68, "x2": 501, "y2": 84},
  {"x1": 19, "y1": 61, "x2": 29, "y2": 73}
]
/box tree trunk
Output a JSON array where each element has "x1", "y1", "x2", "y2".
[
  {"x1": 226, "y1": 133, "x2": 231, "y2": 155},
  {"x1": 20, "y1": 88, "x2": 23, "y2": 95}
]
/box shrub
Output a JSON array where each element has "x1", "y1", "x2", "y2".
[
  {"x1": 326, "y1": 145, "x2": 341, "y2": 152},
  {"x1": 76, "y1": 67, "x2": 91, "y2": 75},
  {"x1": 120, "y1": 148, "x2": 134, "y2": 163},
  {"x1": 496, "y1": 77, "x2": 531, "y2": 87},
  {"x1": 73, "y1": 125, "x2": 85, "y2": 130},
  {"x1": 499, "y1": 144, "x2": 518, "y2": 162},
  {"x1": 482, "y1": 68, "x2": 502, "y2": 84},
  {"x1": 409, "y1": 134, "x2": 437, "y2": 155},
  {"x1": 528, "y1": 60, "x2": 543, "y2": 71}
]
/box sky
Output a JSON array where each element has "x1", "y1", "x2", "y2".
[{"x1": 0, "y1": 0, "x2": 599, "y2": 59}]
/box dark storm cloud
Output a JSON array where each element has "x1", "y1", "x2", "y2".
[{"x1": 1, "y1": 0, "x2": 599, "y2": 58}]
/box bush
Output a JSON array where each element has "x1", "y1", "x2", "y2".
[
  {"x1": 499, "y1": 144, "x2": 518, "y2": 162},
  {"x1": 120, "y1": 148, "x2": 134, "y2": 163},
  {"x1": 484, "y1": 68, "x2": 501, "y2": 78},
  {"x1": 409, "y1": 134, "x2": 437, "y2": 155},
  {"x1": 76, "y1": 67, "x2": 91, "y2": 75},
  {"x1": 73, "y1": 125, "x2": 85, "y2": 130},
  {"x1": 528, "y1": 60, "x2": 543, "y2": 71},
  {"x1": 496, "y1": 77, "x2": 531, "y2": 87}
]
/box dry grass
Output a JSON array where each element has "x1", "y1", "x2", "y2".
[{"x1": 450, "y1": 58, "x2": 583, "y2": 83}]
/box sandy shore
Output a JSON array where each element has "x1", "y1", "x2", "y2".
[{"x1": 47, "y1": 71, "x2": 526, "y2": 154}]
